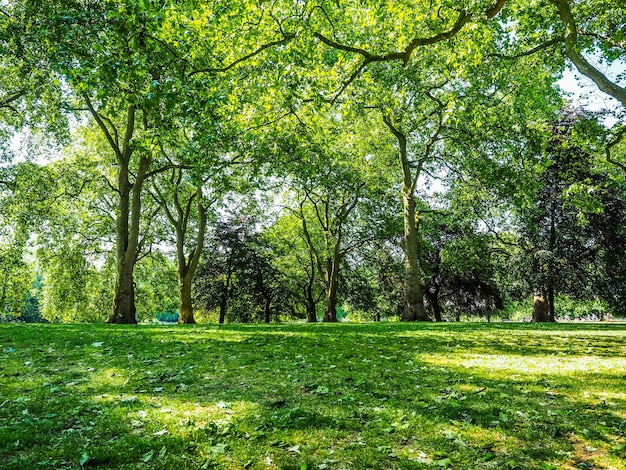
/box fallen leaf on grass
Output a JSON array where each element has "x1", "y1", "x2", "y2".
[
  {"x1": 142, "y1": 450, "x2": 154, "y2": 463},
  {"x1": 79, "y1": 452, "x2": 90, "y2": 467}
]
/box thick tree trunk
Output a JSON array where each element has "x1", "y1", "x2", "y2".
[
  {"x1": 305, "y1": 285, "x2": 317, "y2": 322},
  {"x1": 104, "y1": 105, "x2": 149, "y2": 325},
  {"x1": 110, "y1": 270, "x2": 137, "y2": 324},
  {"x1": 107, "y1": 141, "x2": 141, "y2": 324},
  {"x1": 402, "y1": 193, "x2": 430, "y2": 321},
  {"x1": 178, "y1": 278, "x2": 195, "y2": 324},
  {"x1": 107, "y1": 151, "x2": 133, "y2": 324},
  {"x1": 383, "y1": 115, "x2": 430, "y2": 322}
]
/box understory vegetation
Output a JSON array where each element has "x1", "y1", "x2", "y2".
[{"x1": 1, "y1": 323, "x2": 625, "y2": 469}]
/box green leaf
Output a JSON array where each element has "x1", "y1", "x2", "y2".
[
  {"x1": 209, "y1": 443, "x2": 228, "y2": 455},
  {"x1": 142, "y1": 450, "x2": 154, "y2": 463},
  {"x1": 435, "y1": 457, "x2": 452, "y2": 468},
  {"x1": 79, "y1": 452, "x2": 90, "y2": 467}
]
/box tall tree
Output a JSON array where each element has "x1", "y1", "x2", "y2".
[
  {"x1": 516, "y1": 110, "x2": 626, "y2": 319},
  {"x1": 150, "y1": 169, "x2": 210, "y2": 324}
]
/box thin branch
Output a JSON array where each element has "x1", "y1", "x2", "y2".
[
  {"x1": 144, "y1": 163, "x2": 192, "y2": 180},
  {"x1": 487, "y1": 36, "x2": 563, "y2": 60},
  {"x1": 606, "y1": 125, "x2": 626, "y2": 173},
  {"x1": 579, "y1": 32, "x2": 626, "y2": 51},
  {"x1": 0, "y1": 90, "x2": 25, "y2": 108},
  {"x1": 83, "y1": 93, "x2": 121, "y2": 160},
  {"x1": 331, "y1": 60, "x2": 368, "y2": 103},
  {"x1": 188, "y1": 32, "x2": 296, "y2": 78}
]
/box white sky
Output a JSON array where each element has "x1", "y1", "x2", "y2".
[{"x1": 558, "y1": 60, "x2": 624, "y2": 126}]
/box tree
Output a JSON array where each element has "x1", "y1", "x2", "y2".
[
  {"x1": 264, "y1": 211, "x2": 325, "y2": 323},
  {"x1": 515, "y1": 110, "x2": 626, "y2": 319},
  {"x1": 421, "y1": 211, "x2": 504, "y2": 322},
  {"x1": 10, "y1": 0, "x2": 298, "y2": 324},
  {"x1": 193, "y1": 218, "x2": 253, "y2": 324},
  {"x1": 150, "y1": 169, "x2": 209, "y2": 324},
  {"x1": 277, "y1": 108, "x2": 396, "y2": 322}
]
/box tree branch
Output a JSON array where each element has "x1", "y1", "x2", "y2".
[
  {"x1": 487, "y1": 36, "x2": 563, "y2": 60},
  {"x1": 188, "y1": 32, "x2": 296, "y2": 78},
  {"x1": 606, "y1": 125, "x2": 626, "y2": 173},
  {"x1": 551, "y1": 0, "x2": 626, "y2": 107},
  {"x1": 83, "y1": 93, "x2": 121, "y2": 160}
]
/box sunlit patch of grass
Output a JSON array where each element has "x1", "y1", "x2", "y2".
[{"x1": 1, "y1": 322, "x2": 625, "y2": 469}]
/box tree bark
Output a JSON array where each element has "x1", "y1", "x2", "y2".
[
  {"x1": 383, "y1": 115, "x2": 430, "y2": 322},
  {"x1": 402, "y1": 192, "x2": 429, "y2": 321},
  {"x1": 91, "y1": 103, "x2": 142, "y2": 325},
  {"x1": 322, "y1": 240, "x2": 342, "y2": 322},
  {"x1": 264, "y1": 296, "x2": 272, "y2": 323},
  {"x1": 178, "y1": 277, "x2": 195, "y2": 324},
  {"x1": 219, "y1": 294, "x2": 227, "y2": 324},
  {"x1": 111, "y1": 269, "x2": 137, "y2": 324},
  {"x1": 305, "y1": 284, "x2": 317, "y2": 322},
  {"x1": 551, "y1": 0, "x2": 626, "y2": 107},
  {"x1": 428, "y1": 284, "x2": 443, "y2": 322}
]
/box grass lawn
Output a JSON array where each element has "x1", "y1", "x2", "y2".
[{"x1": 1, "y1": 322, "x2": 625, "y2": 469}]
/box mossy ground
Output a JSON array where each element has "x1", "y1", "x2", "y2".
[{"x1": 1, "y1": 322, "x2": 625, "y2": 469}]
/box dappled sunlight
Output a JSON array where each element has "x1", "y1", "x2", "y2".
[
  {"x1": 422, "y1": 353, "x2": 626, "y2": 377},
  {"x1": 2, "y1": 323, "x2": 626, "y2": 469}
]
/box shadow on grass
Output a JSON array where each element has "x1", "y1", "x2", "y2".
[{"x1": 0, "y1": 323, "x2": 625, "y2": 469}]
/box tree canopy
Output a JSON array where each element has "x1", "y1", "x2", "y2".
[{"x1": 1, "y1": 0, "x2": 625, "y2": 323}]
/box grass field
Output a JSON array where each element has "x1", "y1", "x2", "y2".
[{"x1": 1, "y1": 322, "x2": 625, "y2": 469}]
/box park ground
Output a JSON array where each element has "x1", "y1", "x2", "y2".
[{"x1": 0, "y1": 322, "x2": 625, "y2": 469}]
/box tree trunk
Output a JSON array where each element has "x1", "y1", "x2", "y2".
[
  {"x1": 383, "y1": 115, "x2": 430, "y2": 322},
  {"x1": 264, "y1": 296, "x2": 272, "y2": 323},
  {"x1": 108, "y1": 147, "x2": 143, "y2": 324},
  {"x1": 178, "y1": 277, "x2": 195, "y2": 324},
  {"x1": 547, "y1": 285, "x2": 556, "y2": 322},
  {"x1": 428, "y1": 286, "x2": 443, "y2": 322},
  {"x1": 110, "y1": 269, "x2": 137, "y2": 324},
  {"x1": 107, "y1": 144, "x2": 134, "y2": 324},
  {"x1": 172, "y1": 186, "x2": 207, "y2": 325},
  {"x1": 402, "y1": 193, "x2": 430, "y2": 321},
  {"x1": 323, "y1": 256, "x2": 340, "y2": 322},
  {"x1": 104, "y1": 105, "x2": 150, "y2": 325},
  {"x1": 305, "y1": 285, "x2": 317, "y2": 322},
  {"x1": 219, "y1": 294, "x2": 227, "y2": 324}
]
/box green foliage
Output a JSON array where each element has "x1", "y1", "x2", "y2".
[
  {"x1": 1, "y1": 0, "x2": 625, "y2": 323},
  {"x1": 134, "y1": 253, "x2": 178, "y2": 322},
  {"x1": 38, "y1": 246, "x2": 112, "y2": 323}
]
